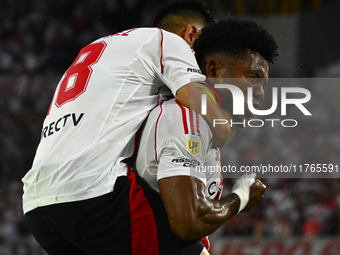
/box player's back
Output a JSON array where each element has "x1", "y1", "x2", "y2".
[{"x1": 22, "y1": 27, "x2": 205, "y2": 214}]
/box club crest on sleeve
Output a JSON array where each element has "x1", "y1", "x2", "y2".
[{"x1": 186, "y1": 135, "x2": 200, "y2": 155}]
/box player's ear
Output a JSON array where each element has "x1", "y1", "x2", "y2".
[
  {"x1": 206, "y1": 60, "x2": 222, "y2": 78},
  {"x1": 183, "y1": 25, "x2": 199, "y2": 47}
]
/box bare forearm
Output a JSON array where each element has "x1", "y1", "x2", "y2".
[
  {"x1": 160, "y1": 176, "x2": 242, "y2": 241},
  {"x1": 160, "y1": 175, "x2": 265, "y2": 242},
  {"x1": 184, "y1": 193, "x2": 240, "y2": 240},
  {"x1": 176, "y1": 82, "x2": 235, "y2": 147}
]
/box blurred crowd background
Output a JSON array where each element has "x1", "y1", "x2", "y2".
[
  {"x1": 220, "y1": 102, "x2": 340, "y2": 238},
  {"x1": 0, "y1": 0, "x2": 339, "y2": 254}
]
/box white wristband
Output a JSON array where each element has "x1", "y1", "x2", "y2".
[
  {"x1": 231, "y1": 173, "x2": 256, "y2": 213},
  {"x1": 231, "y1": 188, "x2": 249, "y2": 213}
]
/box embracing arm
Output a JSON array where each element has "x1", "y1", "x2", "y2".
[
  {"x1": 158, "y1": 175, "x2": 265, "y2": 241},
  {"x1": 156, "y1": 30, "x2": 234, "y2": 146},
  {"x1": 176, "y1": 82, "x2": 235, "y2": 147},
  {"x1": 159, "y1": 176, "x2": 239, "y2": 240}
]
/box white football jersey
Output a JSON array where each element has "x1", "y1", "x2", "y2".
[
  {"x1": 22, "y1": 28, "x2": 205, "y2": 214},
  {"x1": 136, "y1": 99, "x2": 223, "y2": 200}
]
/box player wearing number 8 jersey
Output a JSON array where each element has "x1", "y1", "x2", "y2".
[
  {"x1": 22, "y1": 2, "x2": 215, "y2": 213},
  {"x1": 23, "y1": 27, "x2": 206, "y2": 213},
  {"x1": 22, "y1": 1, "x2": 238, "y2": 255}
]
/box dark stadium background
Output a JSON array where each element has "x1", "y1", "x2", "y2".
[{"x1": 0, "y1": 0, "x2": 339, "y2": 254}]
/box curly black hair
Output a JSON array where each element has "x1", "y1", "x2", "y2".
[
  {"x1": 193, "y1": 18, "x2": 279, "y2": 69},
  {"x1": 153, "y1": 0, "x2": 215, "y2": 27}
]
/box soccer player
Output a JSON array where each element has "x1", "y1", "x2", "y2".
[
  {"x1": 22, "y1": 1, "x2": 237, "y2": 255},
  {"x1": 135, "y1": 18, "x2": 278, "y2": 254}
]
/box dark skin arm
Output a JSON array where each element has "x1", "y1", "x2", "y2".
[
  {"x1": 176, "y1": 82, "x2": 235, "y2": 147},
  {"x1": 158, "y1": 176, "x2": 265, "y2": 241}
]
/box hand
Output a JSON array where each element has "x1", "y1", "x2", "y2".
[{"x1": 241, "y1": 179, "x2": 266, "y2": 212}]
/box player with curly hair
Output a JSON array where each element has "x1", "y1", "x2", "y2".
[{"x1": 135, "y1": 18, "x2": 278, "y2": 254}]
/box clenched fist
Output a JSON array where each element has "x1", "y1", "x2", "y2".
[{"x1": 241, "y1": 179, "x2": 266, "y2": 212}]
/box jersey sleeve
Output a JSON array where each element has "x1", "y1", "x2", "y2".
[
  {"x1": 156, "y1": 102, "x2": 212, "y2": 186},
  {"x1": 138, "y1": 29, "x2": 205, "y2": 96},
  {"x1": 157, "y1": 140, "x2": 206, "y2": 185},
  {"x1": 159, "y1": 30, "x2": 206, "y2": 95}
]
